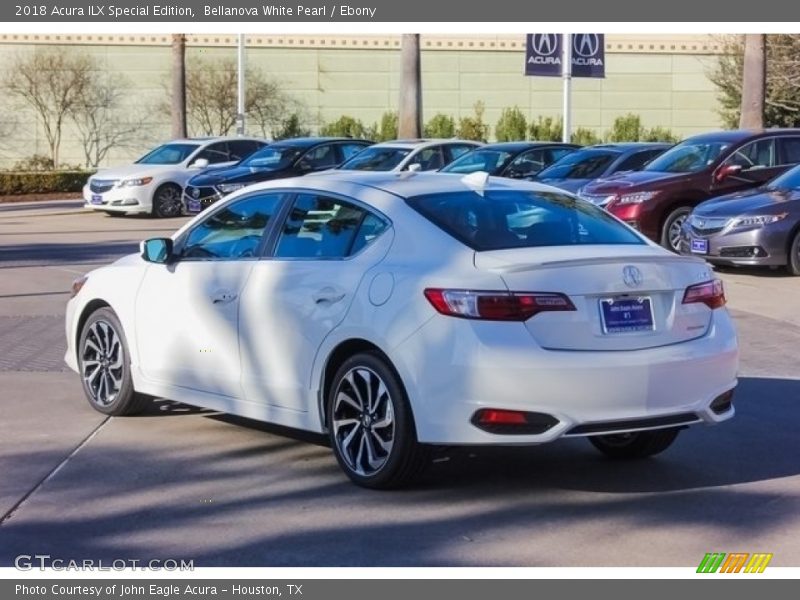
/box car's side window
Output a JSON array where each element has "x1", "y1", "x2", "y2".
[
  {"x1": 506, "y1": 149, "x2": 548, "y2": 178},
  {"x1": 274, "y1": 194, "x2": 382, "y2": 259},
  {"x1": 778, "y1": 137, "x2": 800, "y2": 165},
  {"x1": 726, "y1": 138, "x2": 776, "y2": 169},
  {"x1": 615, "y1": 149, "x2": 659, "y2": 173},
  {"x1": 548, "y1": 147, "x2": 575, "y2": 164},
  {"x1": 195, "y1": 142, "x2": 231, "y2": 164},
  {"x1": 300, "y1": 144, "x2": 338, "y2": 170},
  {"x1": 413, "y1": 146, "x2": 446, "y2": 171},
  {"x1": 180, "y1": 193, "x2": 288, "y2": 260},
  {"x1": 229, "y1": 140, "x2": 263, "y2": 162}
]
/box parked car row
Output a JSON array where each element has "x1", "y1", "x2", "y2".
[{"x1": 84, "y1": 128, "x2": 800, "y2": 274}]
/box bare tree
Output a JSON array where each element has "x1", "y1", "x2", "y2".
[
  {"x1": 709, "y1": 34, "x2": 800, "y2": 128},
  {"x1": 4, "y1": 49, "x2": 93, "y2": 167},
  {"x1": 171, "y1": 34, "x2": 187, "y2": 139},
  {"x1": 69, "y1": 73, "x2": 153, "y2": 168},
  {"x1": 174, "y1": 57, "x2": 303, "y2": 138},
  {"x1": 398, "y1": 34, "x2": 422, "y2": 138},
  {"x1": 740, "y1": 34, "x2": 766, "y2": 129}
]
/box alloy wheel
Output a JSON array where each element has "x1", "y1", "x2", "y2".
[
  {"x1": 155, "y1": 186, "x2": 182, "y2": 217},
  {"x1": 332, "y1": 367, "x2": 395, "y2": 477},
  {"x1": 81, "y1": 320, "x2": 124, "y2": 407},
  {"x1": 668, "y1": 213, "x2": 688, "y2": 251}
]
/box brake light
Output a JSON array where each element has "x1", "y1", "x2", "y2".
[
  {"x1": 424, "y1": 288, "x2": 575, "y2": 321},
  {"x1": 682, "y1": 279, "x2": 726, "y2": 309}
]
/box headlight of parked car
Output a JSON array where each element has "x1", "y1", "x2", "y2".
[
  {"x1": 729, "y1": 213, "x2": 788, "y2": 229},
  {"x1": 217, "y1": 183, "x2": 246, "y2": 194},
  {"x1": 616, "y1": 191, "x2": 659, "y2": 205},
  {"x1": 117, "y1": 177, "x2": 153, "y2": 188}
]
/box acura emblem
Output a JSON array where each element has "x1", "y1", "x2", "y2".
[
  {"x1": 573, "y1": 33, "x2": 600, "y2": 58},
  {"x1": 622, "y1": 265, "x2": 643, "y2": 288},
  {"x1": 191, "y1": 187, "x2": 200, "y2": 198},
  {"x1": 531, "y1": 33, "x2": 559, "y2": 56}
]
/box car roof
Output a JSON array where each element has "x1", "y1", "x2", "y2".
[
  {"x1": 268, "y1": 137, "x2": 372, "y2": 148},
  {"x1": 369, "y1": 139, "x2": 482, "y2": 150},
  {"x1": 254, "y1": 170, "x2": 561, "y2": 199},
  {"x1": 168, "y1": 136, "x2": 266, "y2": 144},
  {"x1": 685, "y1": 129, "x2": 800, "y2": 143},
  {"x1": 472, "y1": 141, "x2": 578, "y2": 152},
  {"x1": 586, "y1": 142, "x2": 672, "y2": 151}
]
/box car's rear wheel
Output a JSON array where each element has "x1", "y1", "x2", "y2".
[
  {"x1": 589, "y1": 428, "x2": 680, "y2": 459},
  {"x1": 78, "y1": 307, "x2": 150, "y2": 416},
  {"x1": 327, "y1": 352, "x2": 430, "y2": 489},
  {"x1": 787, "y1": 230, "x2": 800, "y2": 276},
  {"x1": 152, "y1": 183, "x2": 183, "y2": 218},
  {"x1": 660, "y1": 206, "x2": 692, "y2": 253}
]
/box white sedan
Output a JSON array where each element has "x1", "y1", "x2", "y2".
[
  {"x1": 83, "y1": 137, "x2": 266, "y2": 218},
  {"x1": 65, "y1": 172, "x2": 738, "y2": 488}
]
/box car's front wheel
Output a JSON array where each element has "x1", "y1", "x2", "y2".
[
  {"x1": 589, "y1": 428, "x2": 680, "y2": 459},
  {"x1": 78, "y1": 307, "x2": 150, "y2": 416},
  {"x1": 327, "y1": 352, "x2": 430, "y2": 489},
  {"x1": 152, "y1": 183, "x2": 183, "y2": 218},
  {"x1": 660, "y1": 206, "x2": 692, "y2": 253},
  {"x1": 787, "y1": 229, "x2": 800, "y2": 276}
]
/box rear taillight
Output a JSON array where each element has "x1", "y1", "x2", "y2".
[
  {"x1": 682, "y1": 279, "x2": 726, "y2": 309},
  {"x1": 424, "y1": 288, "x2": 575, "y2": 321}
]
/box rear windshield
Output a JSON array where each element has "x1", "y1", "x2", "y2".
[
  {"x1": 536, "y1": 149, "x2": 619, "y2": 179},
  {"x1": 408, "y1": 190, "x2": 645, "y2": 251},
  {"x1": 339, "y1": 147, "x2": 411, "y2": 171}
]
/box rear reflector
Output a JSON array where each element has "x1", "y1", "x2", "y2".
[
  {"x1": 682, "y1": 279, "x2": 726, "y2": 309},
  {"x1": 710, "y1": 389, "x2": 735, "y2": 415},
  {"x1": 424, "y1": 288, "x2": 575, "y2": 321},
  {"x1": 471, "y1": 408, "x2": 559, "y2": 435}
]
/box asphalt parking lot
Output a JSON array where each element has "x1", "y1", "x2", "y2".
[{"x1": 0, "y1": 200, "x2": 798, "y2": 567}]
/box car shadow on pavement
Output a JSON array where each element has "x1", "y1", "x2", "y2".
[{"x1": 0, "y1": 241, "x2": 139, "y2": 267}]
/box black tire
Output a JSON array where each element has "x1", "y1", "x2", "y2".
[
  {"x1": 787, "y1": 230, "x2": 800, "y2": 276},
  {"x1": 77, "y1": 307, "x2": 150, "y2": 416},
  {"x1": 327, "y1": 351, "x2": 430, "y2": 489},
  {"x1": 589, "y1": 428, "x2": 680, "y2": 459},
  {"x1": 660, "y1": 206, "x2": 692, "y2": 253},
  {"x1": 151, "y1": 183, "x2": 183, "y2": 218}
]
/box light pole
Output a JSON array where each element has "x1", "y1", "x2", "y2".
[
  {"x1": 561, "y1": 33, "x2": 572, "y2": 143},
  {"x1": 236, "y1": 33, "x2": 246, "y2": 136}
]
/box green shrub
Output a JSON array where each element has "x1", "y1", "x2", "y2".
[
  {"x1": 528, "y1": 116, "x2": 563, "y2": 142},
  {"x1": 572, "y1": 127, "x2": 602, "y2": 146},
  {"x1": 375, "y1": 111, "x2": 398, "y2": 142},
  {"x1": 424, "y1": 113, "x2": 456, "y2": 138},
  {"x1": 273, "y1": 113, "x2": 312, "y2": 140},
  {"x1": 0, "y1": 170, "x2": 92, "y2": 195},
  {"x1": 457, "y1": 101, "x2": 489, "y2": 142},
  {"x1": 606, "y1": 113, "x2": 644, "y2": 142},
  {"x1": 495, "y1": 106, "x2": 528, "y2": 142},
  {"x1": 641, "y1": 126, "x2": 680, "y2": 143},
  {"x1": 320, "y1": 115, "x2": 371, "y2": 139}
]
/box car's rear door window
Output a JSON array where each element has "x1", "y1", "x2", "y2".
[
  {"x1": 408, "y1": 190, "x2": 644, "y2": 250},
  {"x1": 274, "y1": 194, "x2": 387, "y2": 259}
]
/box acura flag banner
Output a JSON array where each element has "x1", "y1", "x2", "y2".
[{"x1": 525, "y1": 33, "x2": 606, "y2": 77}]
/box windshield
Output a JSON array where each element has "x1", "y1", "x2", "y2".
[
  {"x1": 339, "y1": 147, "x2": 411, "y2": 171},
  {"x1": 644, "y1": 140, "x2": 731, "y2": 173},
  {"x1": 136, "y1": 143, "x2": 200, "y2": 165},
  {"x1": 440, "y1": 149, "x2": 515, "y2": 175},
  {"x1": 765, "y1": 164, "x2": 800, "y2": 190},
  {"x1": 241, "y1": 146, "x2": 303, "y2": 169},
  {"x1": 408, "y1": 190, "x2": 644, "y2": 251},
  {"x1": 537, "y1": 149, "x2": 619, "y2": 179}
]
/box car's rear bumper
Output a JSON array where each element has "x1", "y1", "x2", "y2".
[{"x1": 392, "y1": 308, "x2": 738, "y2": 445}]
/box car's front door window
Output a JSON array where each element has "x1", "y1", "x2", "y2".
[
  {"x1": 181, "y1": 193, "x2": 288, "y2": 260},
  {"x1": 195, "y1": 142, "x2": 232, "y2": 164}
]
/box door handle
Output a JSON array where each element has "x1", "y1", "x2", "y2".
[
  {"x1": 211, "y1": 290, "x2": 238, "y2": 305},
  {"x1": 312, "y1": 287, "x2": 346, "y2": 304}
]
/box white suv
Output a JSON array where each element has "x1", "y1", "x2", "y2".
[
  {"x1": 83, "y1": 137, "x2": 266, "y2": 218},
  {"x1": 336, "y1": 139, "x2": 482, "y2": 172}
]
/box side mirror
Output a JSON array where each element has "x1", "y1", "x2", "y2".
[
  {"x1": 140, "y1": 238, "x2": 174, "y2": 264},
  {"x1": 297, "y1": 160, "x2": 313, "y2": 172},
  {"x1": 715, "y1": 164, "x2": 743, "y2": 182},
  {"x1": 407, "y1": 163, "x2": 422, "y2": 172},
  {"x1": 190, "y1": 158, "x2": 210, "y2": 169}
]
